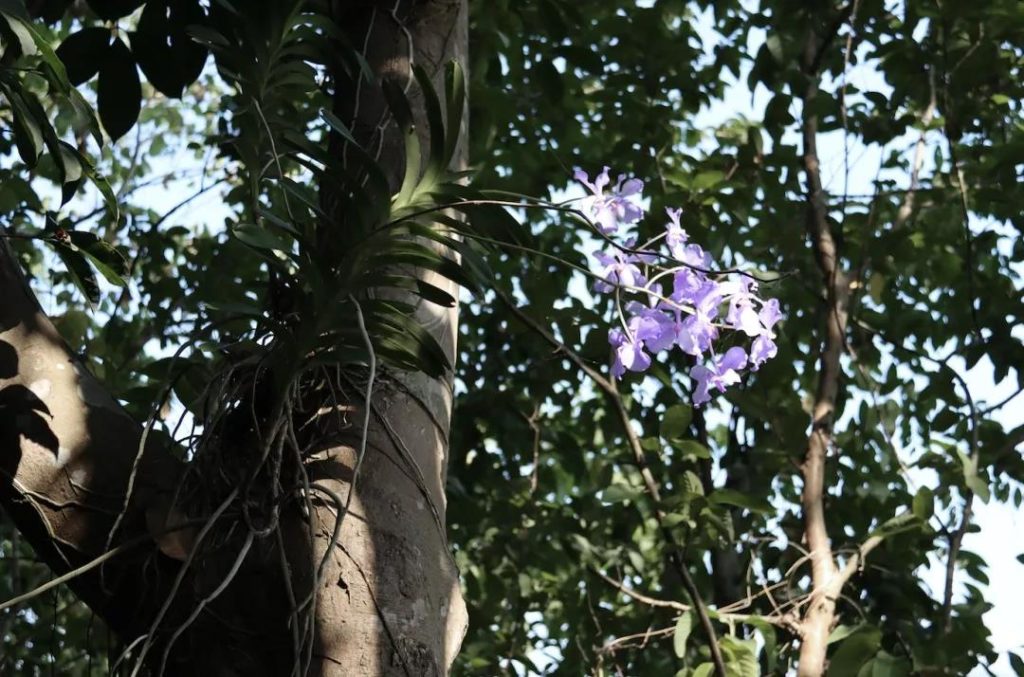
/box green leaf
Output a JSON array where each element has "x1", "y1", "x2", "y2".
[
  {"x1": 65, "y1": 87, "x2": 105, "y2": 147},
  {"x1": 692, "y1": 170, "x2": 726, "y2": 191},
  {"x1": 20, "y1": 88, "x2": 83, "y2": 202},
  {"x1": 956, "y1": 449, "x2": 991, "y2": 503},
  {"x1": 61, "y1": 142, "x2": 117, "y2": 216},
  {"x1": 931, "y1": 407, "x2": 958, "y2": 432},
  {"x1": 232, "y1": 223, "x2": 293, "y2": 252},
  {"x1": 0, "y1": 10, "x2": 35, "y2": 55},
  {"x1": 381, "y1": 78, "x2": 426, "y2": 208},
  {"x1": 692, "y1": 664, "x2": 714, "y2": 677},
  {"x1": 747, "y1": 617, "x2": 778, "y2": 672},
  {"x1": 673, "y1": 612, "x2": 693, "y2": 658},
  {"x1": 720, "y1": 635, "x2": 759, "y2": 677},
  {"x1": 131, "y1": 0, "x2": 208, "y2": 98},
  {"x1": 867, "y1": 650, "x2": 911, "y2": 677},
  {"x1": 443, "y1": 60, "x2": 465, "y2": 165},
  {"x1": 828, "y1": 626, "x2": 882, "y2": 677},
  {"x1": 868, "y1": 274, "x2": 885, "y2": 303},
  {"x1": 682, "y1": 470, "x2": 704, "y2": 497},
  {"x1": 764, "y1": 34, "x2": 784, "y2": 63},
  {"x1": 670, "y1": 439, "x2": 711, "y2": 460},
  {"x1": 602, "y1": 483, "x2": 640, "y2": 504},
  {"x1": 361, "y1": 301, "x2": 451, "y2": 375},
  {"x1": 27, "y1": 22, "x2": 72, "y2": 89},
  {"x1": 56, "y1": 144, "x2": 84, "y2": 204},
  {"x1": 412, "y1": 64, "x2": 446, "y2": 183},
  {"x1": 710, "y1": 489, "x2": 772, "y2": 514},
  {"x1": 97, "y1": 37, "x2": 141, "y2": 140},
  {"x1": 829, "y1": 623, "x2": 867, "y2": 645},
  {"x1": 370, "y1": 274, "x2": 457, "y2": 308},
  {"x1": 870, "y1": 511, "x2": 920, "y2": 539},
  {"x1": 364, "y1": 240, "x2": 477, "y2": 293},
  {"x1": 321, "y1": 108, "x2": 359, "y2": 147},
  {"x1": 67, "y1": 231, "x2": 128, "y2": 286},
  {"x1": 1008, "y1": 652, "x2": 1024, "y2": 676},
  {"x1": 660, "y1": 403, "x2": 693, "y2": 439},
  {"x1": 53, "y1": 242, "x2": 101, "y2": 306},
  {"x1": 1, "y1": 85, "x2": 44, "y2": 167},
  {"x1": 185, "y1": 23, "x2": 230, "y2": 49},
  {"x1": 55, "y1": 27, "x2": 111, "y2": 85},
  {"x1": 964, "y1": 474, "x2": 991, "y2": 503},
  {"x1": 912, "y1": 486, "x2": 934, "y2": 521}
]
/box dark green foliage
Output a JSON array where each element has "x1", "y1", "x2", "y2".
[
  {"x1": 131, "y1": 0, "x2": 208, "y2": 98},
  {"x1": 85, "y1": 0, "x2": 144, "y2": 22},
  {"x1": 96, "y1": 36, "x2": 139, "y2": 140},
  {"x1": 448, "y1": 0, "x2": 1024, "y2": 674},
  {"x1": 0, "y1": 0, "x2": 1022, "y2": 675},
  {"x1": 54, "y1": 26, "x2": 110, "y2": 86}
]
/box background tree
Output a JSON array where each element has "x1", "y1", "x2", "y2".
[
  {"x1": 452, "y1": 1, "x2": 1023, "y2": 675},
  {"x1": 2, "y1": 1, "x2": 1023, "y2": 676}
]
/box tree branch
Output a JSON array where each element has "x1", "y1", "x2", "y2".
[
  {"x1": 0, "y1": 238, "x2": 186, "y2": 642},
  {"x1": 498, "y1": 291, "x2": 728, "y2": 677},
  {"x1": 795, "y1": 7, "x2": 854, "y2": 674}
]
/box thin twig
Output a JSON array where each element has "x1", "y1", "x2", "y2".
[
  {"x1": 497, "y1": 290, "x2": 727, "y2": 677},
  {"x1": 593, "y1": 569, "x2": 690, "y2": 612},
  {"x1": 103, "y1": 336, "x2": 199, "y2": 588},
  {"x1": 0, "y1": 519, "x2": 207, "y2": 614},
  {"x1": 337, "y1": 295, "x2": 377, "y2": 530},
  {"x1": 130, "y1": 487, "x2": 240, "y2": 677},
  {"x1": 156, "y1": 532, "x2": 256, "y2": 676}
]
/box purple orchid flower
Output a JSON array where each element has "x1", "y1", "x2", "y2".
[
  {"x1": 575, "y1": 167, "x2": 645, "y2": 234},
  {"x1": 665, "y1": 208, "x2": 688, "y2": 260},
  {"x1": 748, "y1": 298, "x2": 782, "y2": 369},
  {"x1": 749, "y1": 335, "x2": 778, "y2": 370},
  {"x1": 609, "y1": 327, "x2": 651, "y2": 379},
  {"x1": 691, "y1": 346, "x2": 748, "y2": 405},
  {"x1": 625, "y1": 302, "x2": 675, "y2": 354},
  {"x1": 726, "y1": 281, "x2": 763, "y2": 336},
  {"x1": 675, "y1": 279, "x2": 723, "y2": 357},
  {"x1": 583, "y1": 169, "x2": 784, "y2": 399},
  {"x1": 593, "y1": 249, "x2": 647, "y2": 293}
]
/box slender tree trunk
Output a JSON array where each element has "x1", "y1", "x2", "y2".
[{"x1": 796, "y1": 9, "x2": 852, "y2": 675}]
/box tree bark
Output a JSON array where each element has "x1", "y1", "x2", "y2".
[
  {"x1": 300, "y1": 2, "x2": 468, "y2": 674},
  {"x1": 0, "y1": 1, "x2": 468, "y2": 674},
  {"x1": 0, "y1": 238, "x2": 185, "y2": 645},
  {"x1": 796, "y1": 9, "x2": 852, "y2": 676}
]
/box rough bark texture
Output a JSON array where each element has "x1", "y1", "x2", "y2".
[
  {"x1": 0, "y1": 238, "x2": 183, "y2": 638},
  {"x1": 302, "y1": 2, "x2": 468, "y2": 674},
  {"x1": 0, "y1": 1, "x2": 469, "y2": 674}
]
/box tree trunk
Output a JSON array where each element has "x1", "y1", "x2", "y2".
[
  {"x1": 796, "y1": 9, "x2": 851, "y2": 675},
  {"x1": 306, "y1": 2, "x2": 469, "y2": 673},
  {"x1": 0, "y1": 1, "x2": 468, "y2": 674}
]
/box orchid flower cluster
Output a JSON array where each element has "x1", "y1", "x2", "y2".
[{"x1": 575, "y1": 167, "x2": 782, "y2": 406}]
